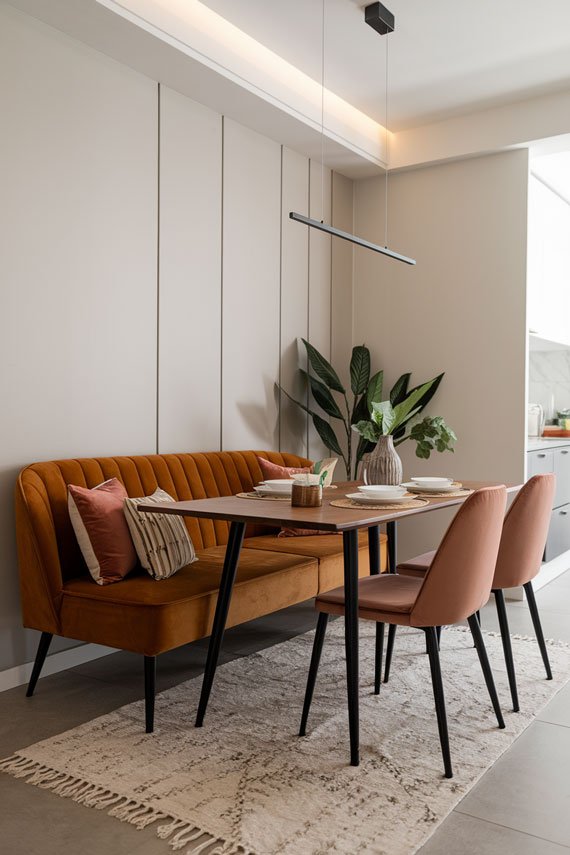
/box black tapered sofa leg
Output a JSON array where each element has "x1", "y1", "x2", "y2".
[
  {"x1": 144, "y1": 655, "x2": 156, "y2": 734},
  {"x1": 26, "y1": 632, "x2": 53, "y2": 697}
]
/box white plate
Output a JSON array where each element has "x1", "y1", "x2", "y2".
[
  {"x1": 346, "y1": 492, "x2": 412, "y2": 505},
  {"x1": 402, "y1": 481, "x2": 458, "y2": 493},
  {"x1": 410, "y1": 477, "x2": 452, "y2": 486},
  {"x1": 254, "y1": 488, "x2": 290, "y2": 497},
  {"x1": 358, "y1": 485, "x2": 406, "y2": 497}
]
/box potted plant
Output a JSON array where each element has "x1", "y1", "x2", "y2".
[{"x1": 279, "y1": 340, "x2": 456, "y2": 482}]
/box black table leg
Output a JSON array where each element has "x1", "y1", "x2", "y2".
[
  {"x1": 195, "y1": 521, "x2": 246, "y2": 727},
  {"x1": 387, "y1": 520, "x2": 397, "y2": 573},
  {"x1": 368, "y1": 525, "x2": 380, "y2": 576},
  {"x1": 343, "y1": 529, "x2": 360, "y2": 766}
]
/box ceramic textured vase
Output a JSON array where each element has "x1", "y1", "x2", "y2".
[{"x1": 363, "y1": 435, "x2": 403, "y2": 486}]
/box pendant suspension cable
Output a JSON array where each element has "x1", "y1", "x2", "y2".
[
  {"x1": 384, "y1": 29, "x2": 389, "y2": 248},
  {"x1": 320, "y1": 0, "x2": 326, "y2": 222}
]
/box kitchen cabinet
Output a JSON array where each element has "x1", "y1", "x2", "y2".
[
  {"x1": 527, "y1": 175, "x2": 570, "y2": 345},
  {"x1": 545, "y1": 504, "x2": 570, "y2": 562},
  {"x1": 528, "y1": 441, "x2": 570, "y2": 561},
  {"x1": 554, "y1": 446, "x2": 570, "y2": 507},
  {"x1": 527, "y1": 448, "x2": 554, "y2": 479}
]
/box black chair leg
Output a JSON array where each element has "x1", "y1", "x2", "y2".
[
  {"x1": 425, "y1": 626, "x2": 453, "y2": 779},
  {"x1": 468, "y1": 614, "x2": 505, "y2": 729},
  {"x1": 383, "y1": 624, "x2": 397, "y2": 683},
  {"x1": 436, "y1": 625, "x2": 442, "y2": 649},
  {"x1": 26, "y1": 632, "x2": 53, "y2": 697},
  {"x1": 524, "y1": 581, "x2": 553, "y2": 680},
  {"x1": 494, "y1": 589, "x2": 519, "y2": 712},
  {"x1": 144, "y1": 656, "x2": 156, "y2": 734},
  {"x1": 300, "y1": 613, "x2": 329, "y2": 736},
  {"x1": 374, "y1": 623, "x2": 385, "y2": 695}
]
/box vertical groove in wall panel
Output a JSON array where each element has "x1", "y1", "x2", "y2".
[
  {"x1": 280, "y1": 147, "x2": 309, "y2": 456},
  {"x1": 331, "y1": 171, "x2": 355, "y2": 478},
  {"x1": 156, "y1": 82, "x2": 161, "y2": 454},
  {"x1": 220, "y1": 116, "x2": 225, "y2": 452},
  {"x1": 158, "y1": 87, "x2": 222, "y2": 453},
  {"x1": 222, "y1": 119, "x2": 281, "y2": 451},
  {"x1": 308, "y1": 160, "x2": 332, "y2": 460}
]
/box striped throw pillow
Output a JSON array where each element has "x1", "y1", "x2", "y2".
[{"x1": 124, "y1": 488, "x2": 197, "y2": 580}]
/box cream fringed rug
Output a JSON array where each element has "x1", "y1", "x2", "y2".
[{"x1": 3, "y1": 623, "x2": 570, "y2": 855}]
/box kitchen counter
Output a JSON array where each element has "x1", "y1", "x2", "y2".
[{"x1": 528, "y1": 437, "x2": 570, "y2": 452}]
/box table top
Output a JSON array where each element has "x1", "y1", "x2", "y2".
[{"x1": 138, "y1": 480, "x2": 521, "y2": 532}]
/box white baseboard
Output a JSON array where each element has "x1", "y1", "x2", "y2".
[{"x1": 0, "y1": 643, "x2": 117, "y2": 693}]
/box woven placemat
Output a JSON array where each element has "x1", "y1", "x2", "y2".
[
  {"x1": 406, "y1": 482, "x2": 473, "y2": 498},
  {"x1": 330, "y1": 497, "x2": 430, "y2": 511}
]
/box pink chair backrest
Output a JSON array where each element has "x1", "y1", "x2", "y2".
[
  {"x1": 411, "y1": 486, "x2": 507, "y2": 627},
  {"x1": 493, "y1": 474, "x2": 555, "y2": 589}
]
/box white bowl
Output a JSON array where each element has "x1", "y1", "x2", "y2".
[
  {"x1": 263, "y1": 479, "x2": 295, "y2": 487},
  {"x1": 347, "y1": 492, "x2": 411, "y2": 505},
  {"x1": 410, "y1": 476, "x2": 452, "y2": 487},
  {"x1": 358, "y1": 485, "x2": 406, "y2": 497}
]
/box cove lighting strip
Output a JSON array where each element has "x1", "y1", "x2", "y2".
[{"x1": 289, "y1": 213, "x2": 416, "y2": 265}]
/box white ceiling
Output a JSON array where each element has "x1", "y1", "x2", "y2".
[{"x1": 201, "y1": 0, "x2": 570, "y2": 130}]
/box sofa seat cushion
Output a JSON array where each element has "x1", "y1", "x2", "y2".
[
  {"x1": 60, "y1": 546, "x2": 318, "y2": 656},
  {"x1": 243, "y1": 531, "x2": 387, "y2": 593}
]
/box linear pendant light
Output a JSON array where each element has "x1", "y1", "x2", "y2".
[
  {"x1": 289, "y1": 212, "x2": 415, "y2": 264},
  {"x1": 290, "y1": 1, "x2": 415, "y2": 266}
]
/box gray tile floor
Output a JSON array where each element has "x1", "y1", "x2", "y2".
[{"x1": 2, "y1": 580, "x2": 570, "y2": 854}]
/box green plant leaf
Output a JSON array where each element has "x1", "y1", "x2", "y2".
[
  {"x1": 301, "y1": 339, "x2": 345, "y2": 393},
  {"x1": 366, "y1": 371, "x2": 383, "y2": 412},
  {"x1": 391, "y1": 381, "x2": 434, "y2": 432},
  {"x1": 350, "y1": 393, "x2": 370, "y2": 426},
  {"x1": 354, "y1": 435, "x2": 376, "y2": 478},
  {"x1": 353, "y1": 420, "x2": 381, "y2": 443},
  {"x1": 372, "y1": 400, "x2": 396, "y2": 434},
  {"x1": 390, "y1": 373, "x2": 411, "y2": 406},
  {"x1": 311, "y1": 413, "x2": 343, "y2": 456},
  {"x1": 349, "y1": 345, "x2": 371, "y2": 395},
  {"x1": 278, "y1": 385, "x2": 321, "y2": 421},
  {"x1": 300, "y1": 369, "x2": 343, "y2": 420},
  {"x1": 407, "y1": 372, "x2": 444, "y2": 413}
]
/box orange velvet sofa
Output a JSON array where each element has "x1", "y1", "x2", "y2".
[{"x1": 15, "y1": 450, "x2": 387, "y2": 730}]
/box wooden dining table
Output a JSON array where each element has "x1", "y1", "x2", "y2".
[{"x1": 139, "y1": 479, "x2": 520, "y2": 766}]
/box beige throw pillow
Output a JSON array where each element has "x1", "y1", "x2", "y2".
[{"x1": 124, "y1": 488, "x2": 197, "y2": 580}]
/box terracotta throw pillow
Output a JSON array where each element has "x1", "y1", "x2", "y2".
[
  {"x1": 256, "y1": 456, "x2": 311, "y2": 481},
  {"x1": 124, "y1": 488, "x2": 197, "y2": 580},
  {"x1": 68, "y1": 479, "x2": 138, "y2": 585}
]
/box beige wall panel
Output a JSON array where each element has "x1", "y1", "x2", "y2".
[
  {"x1": 221, "y1": 119, "x2": 281, "y2": 451},
  {"x1": 0, "y1": 6, "x2": 157, "y2": 670},
  {"x1": 354, "y1": 150, "x2": 528, "y2": 559},
  {"x1": 158, "y1": 87, "x2": 222, "y2": 453},
  {"x1": 332, "y1": 172, "x2": 355, "y2": 478},
  {"x1": 308, "y1": 161, "x2": 332, "y2": 460},
  {"x1": 280, "y1": 148, "x2": 309, "y2": 457}
]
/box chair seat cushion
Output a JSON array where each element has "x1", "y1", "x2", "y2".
[
  {"x1": 316, "y1": 574, "x2": 423, "y2": 622},
  {"x1": 244, "y1": 531, "x2": 387, "y2": 593},
  {"x1": 61, "y1": 546, "x2": 318, "y2": 656},
  {"x1": 397, "y1": 550, "x2": 435, "y2": 578}
]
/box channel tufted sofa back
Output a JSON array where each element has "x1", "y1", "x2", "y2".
[{"x1": 15, "y1": 450, "x2": 311, "y2": 632}]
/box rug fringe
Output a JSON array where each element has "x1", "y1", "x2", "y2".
[{"x1": 0, "y1": 754, "x2": 251, "y2": 855}]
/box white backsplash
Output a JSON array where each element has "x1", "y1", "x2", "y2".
[{"x1": 529, "y1": 349, "x2": 570, "y2": 420}]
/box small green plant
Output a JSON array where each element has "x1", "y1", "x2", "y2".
[{"x1": 279, "y1": 341, "x2": 456, "y2": 478}]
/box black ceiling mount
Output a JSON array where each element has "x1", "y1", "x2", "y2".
[{"x1": 365, "y1": 2, "x2": 395, "y2": 35}]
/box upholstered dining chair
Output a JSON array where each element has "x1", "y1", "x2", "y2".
[
  {"x1": 299, "y1": 486, "x2": 507, "y2": 778},
  {"x1": 396, "y1": 474, "x2": 555, "y2": 713}
]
